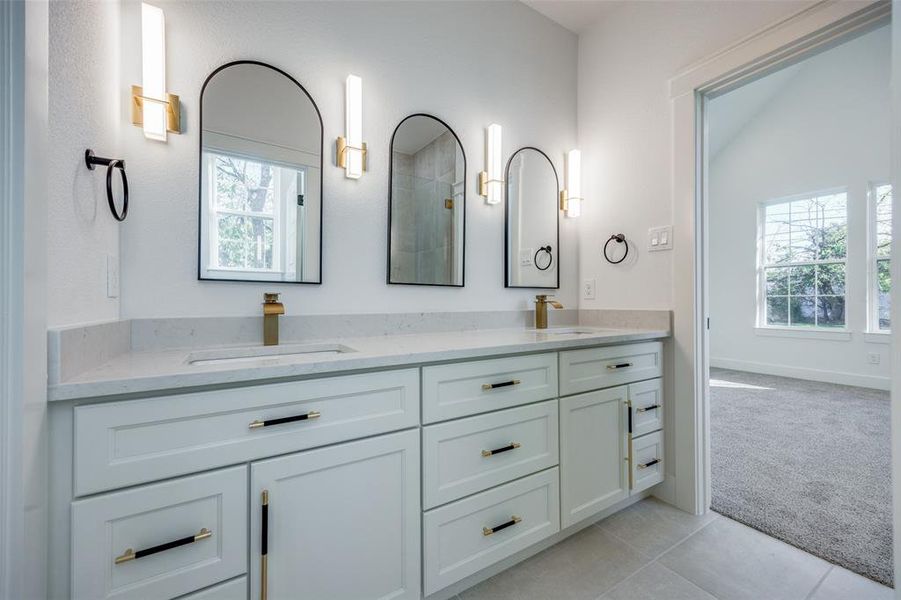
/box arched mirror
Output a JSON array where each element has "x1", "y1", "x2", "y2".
[
  {"x1": 388, "y1": 114, "x2": 466, "y2": 286},
  {"x1": 198, "y1": 61, "x2": 323, "y2": 283},
  {"x1": 505, "y1": 147, "x2": 560, "y2": 288}
]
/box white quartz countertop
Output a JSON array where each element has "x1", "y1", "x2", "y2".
[{"x1": 48, "y1": 326, "x2": 669, "y2": 402}]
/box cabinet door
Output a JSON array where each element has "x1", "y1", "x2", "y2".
[
  {"x1": 251, "y1": 429, "x2": 420, "y2": 600},
  {"x1": 560, "y1": 387, "x2": 629, "y2": 528}
]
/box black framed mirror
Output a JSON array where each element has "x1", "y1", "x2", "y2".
[
  {"x1": 198, "y1": 61, "x2": 323, "y2": 284},
  {"x1": 505, "y1": 147, "x2": 560, "y2": 289},
  {"x1": 388, "y1": 113, "x2": 466, "y2": 287}
]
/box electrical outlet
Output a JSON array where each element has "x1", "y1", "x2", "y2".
[
  {"x1": 583, "y1": 279, "x2": 596, "y2": 300},
  {"x1": 868, "y1": 353, "x2": 881, "y2": 365},
  {"x1": 106, "y1": 255, "x2": 119, "y2": 298}
]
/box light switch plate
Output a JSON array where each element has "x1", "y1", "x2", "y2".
[
  {"x1": 648, "y1": 226, "x2": 673, "y2": 252},
  {"x1": 583, "y1": 279, "x2": 596, "y2": 300},
  {"x1": 106, "y1": 255, "x2": 119, "y2": 298},
  {"x1": 520, "y1": 249, "x2": 533, "y2": 266}
]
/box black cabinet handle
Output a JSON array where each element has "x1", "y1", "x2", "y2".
[
  {"x1": 114, "y1": 528, "x2": 212, "y2": 564},
  {"x1": 482, "y1": 515, "x2": 522, "y2": 536},
  {"x1": 606, "y1": 362, "x2": 633, "y2": 370},
  {"x1": 635, "y1": 404, "x2": 661, "y2": 413},
  {"x1": 261, "y1": 490, "x2": 269, "y2": 600},
  {"x1": 249, "y1": 411, "x2": 320, "y2": 429},
  {"x1": 481, "y1": 442, "x2": 521, "y2": 457},
  {"x1": 482, "y1": 379, "x2": 521, "y2": 391},
  {"x1": 638, "y1": 458, "x2": 660, "y2": 469}
]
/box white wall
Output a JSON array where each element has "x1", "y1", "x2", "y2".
[
  {"x1": 42, "y1": 0, "x2": 578, "y2": 323},
  {"x1": 47, "y1": 0, "x2": 121, "y2": 328},
  {"x1": 576, "y1": 0, "x2": 815, "y2": 312},
  {"x1": 708, "y1": 26, "x2": 891, "y2": 390}
]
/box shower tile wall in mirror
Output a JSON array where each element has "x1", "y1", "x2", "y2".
[
  {"x1": 199, "y1": 61, "x2": 323, "y2": 283},
  {"x1": 388, "y1": 114, "x2": 465, "y2": 286},
  {"x1": 505, "y1": 147, "x2": 560, "y2": 289}
]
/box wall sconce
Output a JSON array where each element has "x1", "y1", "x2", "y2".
[
  {"x1": 478, "y1": 123, "x2": 503, "y2": 205},
  {"x1": 131, "y1": 3, "x2": 180, "y2": 141},
  {"x1": 561, "y1": 149, "x2": 582, "y2": 218},
  {"x1": 336, "y1": 74, "x2": 367, "y2": 178}
]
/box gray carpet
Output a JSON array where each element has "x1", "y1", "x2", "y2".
[{"x1": 710, "y1": 368, "x2": 893, "y2": 587}]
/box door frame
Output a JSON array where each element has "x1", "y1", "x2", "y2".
[{"x1": 668, "y1": 0, "x2": 892, "y2": 517}]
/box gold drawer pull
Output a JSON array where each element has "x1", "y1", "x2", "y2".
[
  {"x1": 638, "y1": 458, "x2": 660, "y2": 469},
  {"x1": 606, "y1": 362, "x2": 633, "y2": 370},
  {"x1": 249, "y1": 411, "x2": 321, "y2": 429},
  {"x1": 482, "y1": 515, "x2": 522, "y2": 536},
  {"x1": 482, "y1": 379, "x2": 521, "y2": 391},
  {"x1": 115, "y1": 528, "x2": 212, "y2": 564},
  {"x1": 635, "y1": 404, "x2": 661, "y2": 413},
  {"x1": 481, "y1": 442, "x2": 521, "y2": 457}
]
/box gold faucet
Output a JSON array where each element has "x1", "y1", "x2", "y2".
[
  {"x1": 534, "y1": 294, "x2": 563, "y2": 329},
  {"x1": 262, "y1": 293, "x2": 285, "y2": 346}
]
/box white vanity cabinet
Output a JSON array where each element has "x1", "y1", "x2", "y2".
[{"x1": 250, "y1": 429, "x2": 421, "y2": 600}]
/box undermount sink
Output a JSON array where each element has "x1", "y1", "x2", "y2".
[{"x1": 186, "y1": 343, "x2": 356, "y2": 366}]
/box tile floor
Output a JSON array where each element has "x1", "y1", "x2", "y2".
[{"x1": 459, "y1": 498, "x2": 893, "y2": 600}]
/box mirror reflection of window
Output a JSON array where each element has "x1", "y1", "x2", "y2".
[
  {"x1": 388, "y1": 114, "x2": 465, "y2": 287},
  {"x1": 199, "y1": 62, "x2": 322, "y2": 283},
  {"x1": 505, "y1": 147, "x2": 560, "y2": 289}
]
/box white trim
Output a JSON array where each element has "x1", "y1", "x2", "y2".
[
  {"x1": 865, "y1": 331, "x2": 892, "y2": 344},
  {"x1": 754, "y1": 326, "x2": 851, "y2": 341},
  {"x1": 669, "y1": 0, "x2": 891, "y2": 518},
  {"x1": 867, "y1": 181, "x2": 893, "y2": 333},
  {"x1": 0, "y1": 1, "x2": 25, "y2": 597},
  {"x1": 711, "y1": 357, "x2": 890, "y2": 391}
]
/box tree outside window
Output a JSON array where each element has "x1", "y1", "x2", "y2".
[{"x1": 873, "y1": 184, "x2": 892, "y2": 331}]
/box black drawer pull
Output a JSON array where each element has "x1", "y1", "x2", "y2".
[
  {"x1": 114, "y1": 528, "x2": 212, "y2": 564},
  {"x1": 606, "y1": 362, "x2": 633, "y2": 370},
  {"x1": 249, "y1": 411, "x2": 321, "y2": 429},
  {"x1": 482, "y1": 379, "x2": 521, "y2": 391},
  {"x1": 635, "y1": 404, "x2": 661, "y2": 413},
  {"x1": 482, "y1": 515, "x2": 522, "y2": 536},
  {"x1": 481, "y1": 442, "x2": 521, "y2": 457},
  {"x1": 638, "y1": 458, "x2": 660, "y2": 470}
]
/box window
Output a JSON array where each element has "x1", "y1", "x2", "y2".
[
  {"x1": 202, "y1": 151, "x2": 304, "y2": 279},
  {"x1": 870, "y1": 183, "x2": 892, "y2": 331},
  {"x1": 759, "y1": 192, "x2": 847, "y2": 329}
]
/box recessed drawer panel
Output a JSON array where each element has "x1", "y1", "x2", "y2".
[
  {"x1": 422, "y1": 353, "x2": 558, "y2": 423},
  {"x1": 71, "y1": 467, "x2": 247, "y2": 600},
  {"x1": 74, "y1": 368, "x2": 419, "y2": 495},
  {"x1": 422, "y1": 400, "x2": 559, "y2": 509},
  {"x1": 178, "y1": 576, "x2": 247, "y2": 600},
  {"x1": 631, "y1": 431, "x2": 665, "y2": 493},
  {"x1": 560, "y1": 341, "x2": 662, "y2": 396},
  {"x1": 630, "y1": 378, "x2": 664, "y2": 438},
  {"x1": 423, "y1": 468, "x2": 560, "y2": 595}
]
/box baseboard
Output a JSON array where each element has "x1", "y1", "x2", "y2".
[{"x1": 710, "y1": 357, "x2": 890, "y2": 391}]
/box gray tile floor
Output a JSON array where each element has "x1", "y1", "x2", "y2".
[{"x1": 459, "y1": 498, "x2": 893, "y2": 600}]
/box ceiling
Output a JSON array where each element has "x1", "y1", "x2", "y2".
[{"x1": 521, "y1": 0, "x2": 621, "y2": 34}]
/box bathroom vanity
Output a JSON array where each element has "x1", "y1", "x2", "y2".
[{"x1": 47, "y1": 326, "x2": 667, "y2": 600}]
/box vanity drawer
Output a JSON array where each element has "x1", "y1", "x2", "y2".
[
  {"x1": 630, "y1": 378, "x2": 664, "y2": 438},
  {"x1": 71, "y1": 466, "x2": 247, "y2": 600},
  {"x1": 560, "y1": 341, "x2": 662, "y2": 396},
  {"x1": 423, "y1": 467, "x2": 559, "y2": 595},
  {"x1": 422, "y1": 400, "x2": 558, "y2": 509},
  {"x1": 630, "y1": 431, "x2": 665, "y2": 493},
  {"x1": 74, "y1": 368, "x2": 419, "y2": 495},
  {"x1": 178, "y1": 577, "x2": 247, "y2": 600},
  {"x1": 422, "y1": 353, "x2": 558, "y2": 423}
]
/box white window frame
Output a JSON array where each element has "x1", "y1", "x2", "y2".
[
  {"x1": 756, "y1": 188, "x2": 849, "y2": 332},
  {"x1": 867, "y1": 181, "x2": 892, "y2": 333}
]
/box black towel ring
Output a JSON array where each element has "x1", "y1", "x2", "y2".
[
  {"x1": 534, "y1": 245, "x2": 553, "y2": 271},
  {"x1": 85, "y1": 149, "x2": 129, "y2": 222},
  {"x1": 603, "y1": 234, "x2": 628, "y2": 264}
]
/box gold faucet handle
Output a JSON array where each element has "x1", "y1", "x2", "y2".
[{"x1": 263, "y1": 292, "x2": 281, "y2": 304}]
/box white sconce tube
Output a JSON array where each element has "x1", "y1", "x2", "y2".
[
  {"x1": 141, "y1": 3, "x2": 167, "y2": 141},
  {"x1": 479, "y1": 123, "x2": 503, "y2": 205},
  {"x1": 565, "y1": 149, "x2": 582, "y2": 218},
  {"x1": 343, "y1": 75, "x2": 364, "y2": 179}
]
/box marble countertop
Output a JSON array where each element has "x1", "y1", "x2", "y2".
[{"x1": 48, "y1": 326, "x2": 669, "y2": 402}]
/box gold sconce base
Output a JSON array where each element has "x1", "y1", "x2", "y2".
[
  {"x1": 336, "y1": 136, "x2": 368, "y2": 172},
  {"x1": 559, "y1": 190, "x2": 568, "y2": 212},
  {"x1": 479, "y1": 171, "x2": 504, "y2": 198},
  {"x1": 131, "y1": 85, "x2": 181, "y2": 134}
]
